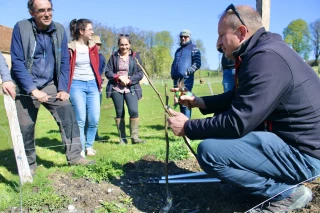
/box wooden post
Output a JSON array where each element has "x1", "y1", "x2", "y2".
[
  {"x1": 3, "y1": 94, "x2": 33, "y2": 184},
  {"x1": 207, "y1": 82, "x2": 214, "y2": 95},
  {"x1": 256, "y1": 0, "x2": 271, "y2": 31}
]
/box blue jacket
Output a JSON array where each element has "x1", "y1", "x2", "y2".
[
  {"x1": 171, "y1": 41, "x2": 201, "y2": 79},
  {"x1": 11, "y1": 18, "x2": 69, "y2": 94},
  {"x1": 185, "y1": 28, "x2": 320, "y2": 160},
  {"x1": 99, "y1": 53, "x2": 106, "y2": 76},
  {"x1": 0, "y1": 52, "x2": 11, "y2": 82}
]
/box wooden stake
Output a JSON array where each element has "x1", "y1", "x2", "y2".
[{"x1": 3, "y1": 94, "x2": 33, "y2": 184}]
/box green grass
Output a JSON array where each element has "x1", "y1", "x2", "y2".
[{"x1": 0, "y1": 76, "x2": 223, "y2": 211}]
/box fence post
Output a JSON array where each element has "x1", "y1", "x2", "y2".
[
  {"x1": 3, "y1": 94, "x2": 33, "y2": 184},
  {"x1": 207, "y1": 82, "x2": 214, "y2": 95}
]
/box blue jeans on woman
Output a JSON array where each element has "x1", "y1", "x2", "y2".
[
  {"x1": 69, "y1": 79, "x2": 100, "y2": 151},
  {"x1": 173, "y1": 77, "x2": 194, "y2": 119},
  {"x1": 222, "y1": 68, "x2": 235, "y2": 92},
  {"x1": 197, "y1": 131, "x2": 320, "y2": 200}
]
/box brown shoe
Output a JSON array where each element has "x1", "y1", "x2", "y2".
[{"x1": 69, "y1": 157, "x2": 95, "y2": 166}]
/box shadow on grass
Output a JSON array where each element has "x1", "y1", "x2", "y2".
[
  {"x1": 111, "y1": 155, "x2": 198, "y2": 212},
  {"x1": 107, "y1": 156, "x2": 260, "y2": 213},
  {"x1": 145, "y1": 124, "x2": 164, "y2": 131},
  {"x1": 36, "y1": 137, "x2": 66, "y2": 155},
  {"x1": 0, "y1": 173, "x2": 21, "y2": 191},
  {"x1": 0, "y1": 133, "x2": 76, "y2": 177},
  {"x1": 0, "y1": 147, "x2": 55, "y2": 187}
]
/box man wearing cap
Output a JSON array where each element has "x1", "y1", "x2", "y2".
[
  {"x1": 89, "y1": 35, "x2": 106, "y2": 140},
  {"x1": 92, "y1": 35, "x2": 106, "y2": 78},
  {"x1": 171, "y1": 29, "x2": 201, "y2": 119}
]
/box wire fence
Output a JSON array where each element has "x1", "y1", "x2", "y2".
[{"x1": 1, "y1": 76, "x2": 319, "y2": 212}]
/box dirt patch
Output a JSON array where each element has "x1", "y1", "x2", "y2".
[{"x1": 49, "y1": 155, "x2": 320, "y2": 212}]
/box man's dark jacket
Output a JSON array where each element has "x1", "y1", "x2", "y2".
[{"x1": 185, "y1": 28, "x2": 320, "y2": 160}]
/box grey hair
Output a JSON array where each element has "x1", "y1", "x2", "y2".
[
  {"x1": 223, "y1": 5, "x2": 262, "y2": 32},
  {"x1": 28, "y1": 0, "x2": 53, "y2": 11}
]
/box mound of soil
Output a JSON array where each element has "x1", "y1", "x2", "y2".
[{"x1": 49, "y1": 155, "x2": 320, "y2": 212}]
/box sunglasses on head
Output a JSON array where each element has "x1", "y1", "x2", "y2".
[
  {"x1": 225, "y1": 4, "x2": 246, "y2": 27},
  {"x1": 119, "y1": 34, "x2": 130, "y2": 37}
]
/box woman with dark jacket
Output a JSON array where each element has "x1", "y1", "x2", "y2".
[
  {"x1": 68, "y1": 19, "x2": 101, "y2": 157},
  {"x1": 105, "y1": 35, "x2": 145, "y2": 144}
]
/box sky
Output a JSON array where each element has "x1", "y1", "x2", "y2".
[{"x1": 0, "y1": 0, "x2": 318, "y2": 70}]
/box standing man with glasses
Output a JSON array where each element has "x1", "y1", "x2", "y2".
[
  {"x1": 10, "y1": 0, "x2": 94, "y2": 175},
  {"x1": 171, "y1": 29, "x2": 201, "y2": 119},
  {"x1": 168, "y1": 4, "x2": 320, "y2": 212}
]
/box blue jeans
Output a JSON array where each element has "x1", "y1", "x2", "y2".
[
  {"x1": 173, "y1": 77, "x2": 194, "y2": 119},
  {"x1": 197, "y1": 131, "x2": 320, "y2": 200},
  {"x1": 70, "y1": 80, "x2": 100, "y2": 151},
  {"x1": 222, "y1": 69, "x2": 235, "y2": 92}
]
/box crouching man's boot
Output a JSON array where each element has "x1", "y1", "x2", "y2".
[
  {"x1": 115, "y1": 118, "x2": 127, "y2": 145},
  {"x1": 130, "y1": 118, "x2": 146, "y2": 144}
]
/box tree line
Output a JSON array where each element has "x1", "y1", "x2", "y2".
[
  {"x1": 64, "y1": 18, "x2": 320, "y2": 77},
  {"x1": 78, "y1": 23, "x2": 209, "y2": 78},
  {"x1": 283, "y1": 18, "x2": 320, "y2": 68}
]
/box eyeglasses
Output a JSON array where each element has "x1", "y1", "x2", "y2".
[
  {"x1": 34, "y1": 8, "x2": 54, "y2": 14},
  {"x1": 180, "y1": 36, "x2": 189, "y2": 39},
  {"x1": 119, "y1": 34, "x2": 129, "y2": 37},
  {"x1": 225, "y1": 4, "x2": 246, "y2": 27}
]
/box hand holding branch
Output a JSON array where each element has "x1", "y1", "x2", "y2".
[
  {"x1": 167, "y1": 108, "x2": 189, "y2": 136},
  {"x1": 56, "y1": 91, "x2": 70, "y2": 101},
  {"x1": 170, "y1": 87, "x2": 205, "y2": 109},
  {"x1": 31, "y1": 89, "x2": 51, "y2": 103}
]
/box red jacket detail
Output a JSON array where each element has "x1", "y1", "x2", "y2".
[{"x1": 67, "y1": 40, "x2": 101, "y2": 92}]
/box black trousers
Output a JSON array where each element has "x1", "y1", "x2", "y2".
[
  {"x1": 15, "y1": 84, "x2": 82, "y2": 169},
  {"x1": 111, "y1": 90, "x2": 139, "y2": 118}
]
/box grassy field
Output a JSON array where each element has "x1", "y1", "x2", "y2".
[
  {"x1": 1, "y1": 65, "x2": 319, "y2": 210},
  {"x1": 0, "y1": 75, "x2": 224, "y2": 211}
]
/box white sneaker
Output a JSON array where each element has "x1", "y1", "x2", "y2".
[
  {"x1": 86, "y1": 147, "x2": 96, "y2": 156},
  {"x1": 80, "y1": 150, "x2": 86, "y2": 158}
]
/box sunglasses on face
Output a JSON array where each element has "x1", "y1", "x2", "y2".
[
  {"x1": 119, "y1": 34, "x2": 130, "y2": 37},
  {"x1": 180, "y1": 36, "x2": 189, "y2": 39},
  {"x1": 225, "y1": 4, "x2": 246, "y2": 27}
]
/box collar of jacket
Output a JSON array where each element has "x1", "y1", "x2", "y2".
[
  {"x1": 68, "y1": 40, "x2": 96, "y2": 51},
  {"x1": 232, "y1": 27, "x2": 267, "y2": 59},
  {"x1": 114, "y1": 49, "x2": 134, "y2": 56},
  {"x1": 30, "y1": 18, "x2": 56, "y2": 34}
]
